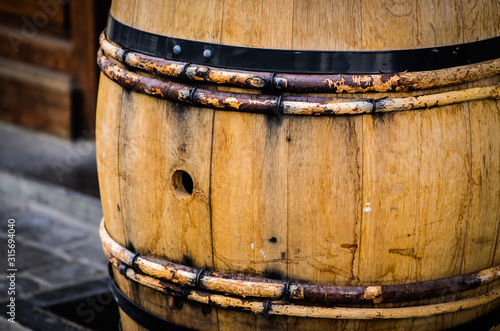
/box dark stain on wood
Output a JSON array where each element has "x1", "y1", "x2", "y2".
[
  {"x1": 182, "y1": 255, "x2": 194, "y2": 268},
  {"x1": 127, "y1": 241, "x2": 136, "y2": 253},
  {"x1": 264, "y1": 268, "x2": 284, "y2": 280},
  {"x1": 201, "y1": 304, "x2": 212, "y2": 315}
]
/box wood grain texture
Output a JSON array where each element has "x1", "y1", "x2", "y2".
[
  {"x1": 286, "y1": 116, "x2": 362, "y2": 331},
  {"x1": 361, "y1": 0, "x2": 416, "y2": 51},
  {"x1": 287, "y1": 116, "x2": 362, "y2": 285},
  {"x1": 210, "y1": 2, "x2": 291, "y2": 328},
  {"x1": 285, "y1": 2, "x2": 363, "y2": 330},
  {"x1": 251, "y1": 0, "x2": 292, "y2": 282},
  {"x1": 459, "y1": 0, "x2": 500, "y2": 323},
  {"x1": 413, "y1": 0, "x2": 469, "y2": 283},
  {"x1": 96, "y1": 75, "x2": 125, "y2": 247},
  {"x1": 359, "y1": 1, "x2": 468, "y2": 330},
  {"x1": 358, "y1": 0, "x2": 418, "y2": 288},
  {"x1": 293, "y1": 0, "x2": 361, "y2": 51},
  {"x1": 220, "y1": 0, "x2": 262, "y2": 47},
  {"x1": 116, "y1": 3, "x2": 219, "y2": 328},
  {"x1": 359, "y1": 111, "x2": 419, "y2": 284},
  {"x1": 173, "y1": 0, "x2": 223, "y2": 42},
  {"x1": 104, "y1": 3, "x2": 143, "y2": 331}
]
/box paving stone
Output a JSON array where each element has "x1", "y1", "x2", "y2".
[
  {"x1": 65, "y1": 241, "x2": 108, "y2": 268},
  {"x1": 0, "y1": 317, "x2": 31, "y2": 331},
  {"x1": 0, "y1": 299, "x2": 89, "y2": 331},
  {"x1": 0, "y1": 275, "x2": 41, "y2": 299},
  {"x1": 31, "y1": 261, "x2": 105, "y2": 286},
  {"x1": 29, "y1": 277, "x2": 109, "y2": 308},
  {"x1": 0, "y1": 241, "x2": 66, "y2": 272},
  {"x1": 0, "y1": 123, "x2": 99, "y2": 197},
  {"x1": 0, "y1": 203, "x2": 23, "y2": 220},
  {"x1": 11, "y1": 211, "x2": 90, "y2": 247}
]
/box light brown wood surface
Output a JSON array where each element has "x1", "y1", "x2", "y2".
[
  {"x1": 456, "y1": 0, "x2": 500, "y2": 325},
  {"x1": 97, "y1": 1, "x2": 500, "y2": 330}
]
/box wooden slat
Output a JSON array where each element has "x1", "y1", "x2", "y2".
[
  {"x1": 252, "y1": 0, "x2": 292, "y2": 282},
  {"x1": 172, "y1": 0, "x2": 223, "y2": 42},
  {"x1": 211, "y1": 1, "x2": 291, "y2": 329},
  {"x1": 132, "y1": 0, "x2": 176, "y2": 37},
  {"x1": 109, "y1": 0, "x2": 135, "y2": 27},
  {"x1": 361, "y1": 0, "x2": 416, "y2": 51},
  {"x1": 286, "y1": 2, "x2": 363, "y2": 330},
  {"x1": 292, "y1": 0, "x2": 361, "y2": 51},
  {"x1": 105, "y1": 0, "x2": 135, "y2": 251},
  {"x1": 359, "y1": 1, "x2": 420, "y2": 330},
  {"x1": 359, "y1": 111, "x2": 419, "y2": 284},
  {"x1": 286, "y1": 116, "x2": 362, "y2": 331},
  {"x1": 412, "y1": 0, "x2": 468, "y2": 282},
  {"x1": 358, "y1": 0, "x2": 418, "y2": 282},
  {"x1": 117, "y1": 91, "x2": 166, "y2": 255},
  {"x1": 96, "y1": 74, "x2": 125, "y2": 246},
  {"x1": 210, "y1": 0, "x2": 257, "y2": 283},
  {"x1": 105, "y1": 3, "x2": 142, "y2": 331},
  {"x1": 260, "y1": 0, "x2": 293, "y2": 48},
  {"x1": 414, "y1": 0, "x2": 463, "y2": 46},
  {"x1": 413, "y1": 2, "x2": 471, "y2": 329},
  {"x1": 486, "y1": 4, "x2": 500, "y2": 304},
  {"x1": 117, "y1": 89, "x2": 169, "y2": 330},
  {"x1": 220, "y1": 0, "x2": 262, "y2": 47},
  {"x1": 162, "y1": 3, "x2": 220, "y2": 328},
  {"x1": 115, "y1": 1, "x2": 221, "y2": 329},
  {"x1": 287, "y1": 116, "x2": 363, "y2": 285},
  {"x1": 211, "y1": 109, "x2": 260, "y2": 328},
  {"x1": 459, "y1": 0, "x2": 500, "y2": 323}
]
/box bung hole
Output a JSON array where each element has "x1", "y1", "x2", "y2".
[{"x1": 172, "y1": 170, "x2": 193, "y2": 198}]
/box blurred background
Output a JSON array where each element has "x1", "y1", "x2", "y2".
[{"x1": 0, "y1": 0, "x2": 119, "y2": 330}]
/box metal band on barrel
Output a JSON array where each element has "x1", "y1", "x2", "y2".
[
  {"x1": 108, "y1": 264, "x2": 192, "y2": 331},
  {"x1": 110, "y1": 259, "x2": 500, "y2": 319},
  {"x1": 106, "y1": 14, "x2": 500, "y2": 75},
  {"x1": 100, "y1": 32, "x2": 500, "y2": 93},
  {"x1": 101, "y1": 219, "x2": 500, "y2": 307}
]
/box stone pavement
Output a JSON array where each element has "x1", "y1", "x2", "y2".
[
  {"x1": 0, "y1": 123, "x2": 116, "y2": 330},
  {"x1": 0, "y1": 122, "x2": 99, "y2": 198},
  {"x1": 0, "y1": 191, "x2": 109, "y2": 326}
]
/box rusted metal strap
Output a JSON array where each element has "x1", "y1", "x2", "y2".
[
  {"x1": 106, "y1": 14, "x2": 500, "y2": 75},
  {"x1": 100, "y1": 219, "x2": 500, "y2": 306},
  {"x1": 100, "y1": 32, "x2": 500, "y2": 93},
  {"x1": 110, "y1": 259, "x2": 500, "y2": 319},
  {"x1": 97, "y1": 50, "x2": 500, "y2": 116}
]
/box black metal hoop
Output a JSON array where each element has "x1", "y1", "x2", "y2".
[
  {"x1": 109, "y1": 264, "x2": 192, "y2": 331},
  {"x1": 106, "y1": 14, "x2": 500, "y2": 74}
]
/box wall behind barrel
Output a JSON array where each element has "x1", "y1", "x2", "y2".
[{"x1": 0, "y1": 0, "x2": 111, "y2": 139}]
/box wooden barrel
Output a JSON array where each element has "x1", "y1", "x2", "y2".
[{"x1": 96, "y1": 1, "x2": 500, "y2": 330}]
